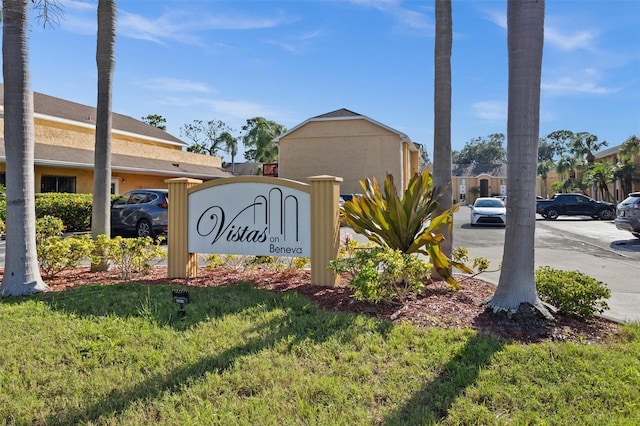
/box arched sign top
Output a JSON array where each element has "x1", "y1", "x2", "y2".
[{"x1": 189, "y1": 176, "x2": 310, "y2": 196}]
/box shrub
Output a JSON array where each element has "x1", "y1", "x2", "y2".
[
  {"x1": 37, "y1": 234, "x2": 94, "y2": 279},
  {"x1": 329, "y1": 246, "x2": 432, "y2": 303},
  {"x1": 36, "y1": 215, "x2": 65, "y2": 243},
  {"x1": 94, "y1": 235, "x2": 166, "y2": 281},
  {"x1": 535, "y1": 266, "x2": 610, "y2": 319},
  {"x1": 35, "y1": 193, "x2": 93, "y2": 231}
]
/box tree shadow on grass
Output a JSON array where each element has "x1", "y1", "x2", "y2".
[
  {"x1": 35, "y1": 282, "x2": 392, "y2": 425},
  {"x1": 384, "y1": 333, "x2": 505, "y2": 425}
]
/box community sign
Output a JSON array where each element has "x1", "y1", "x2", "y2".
[{"x1": 188, "y1": 179, "x2": 311, "y2": 257}]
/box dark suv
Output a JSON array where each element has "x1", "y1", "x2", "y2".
[
  {"x1": 111, "y1": 189, "x2": 168, "y2": 238},
  {"x1": 615, "y1": 192, "x2": 640, "y2": 239},
  {"x1": 536, "y1": 193, "x2": 615, "y2": 220}
]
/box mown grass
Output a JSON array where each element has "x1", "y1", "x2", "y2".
[{"x1": 1, "y1": 281, "x2": 638, "y2": 425}]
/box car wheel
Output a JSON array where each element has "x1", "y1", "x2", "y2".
[
  {"x1": 598, "y1": 209, "x2": 614, "y2": 220},
  {"x1": 136, "y1": 219, "x2": 155, "y2": 238},
  {"x1": 545, "y1": 208, "x2": 559, "y2": 220}
]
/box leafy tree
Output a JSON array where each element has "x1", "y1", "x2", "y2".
[
  {"x1": 241, "y1": 117, "x2": 286, "y2": 164},
  {"x1": 91, "y1": 0, "x2": 116, "y2": 272},
  {"x1": 571, "y1": 131, "x2": 607, "y2": 164},
  {"x1": 0, "y1": 0, "x2": 61, "y2": 296},
  {"x1": 614, "y1": 160, "x2": 635, "y2": 199},
  {"x1": 543, "y1": 130, "x2": 574, "y2": 161},
  {"x1": 483, "y1": 0, "x2": 552, "y2": 318},
  {"x1": 452, "y1": 133, "x2": 506, "y2": 164},
  {"x1": 141, "y1": 114, "x2": 166, "y2": 130},
  {"x1": 181, "y1": 119, "x2": 236, "y2": 158},
  {"x1": 432, "y1": 0, "x2": 454, "y2": 274}
]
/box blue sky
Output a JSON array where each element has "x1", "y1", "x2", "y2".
[{"x1": 9, "y1": 0, "x2": 640, "y2": 162}]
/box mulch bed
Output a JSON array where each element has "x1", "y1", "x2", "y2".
[{"x1": 12, "y1": 266, "x2": 622, "y2": 344}]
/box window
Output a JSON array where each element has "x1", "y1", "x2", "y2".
[{"x1": 41, "y1": 175, "x2": 76, "y2": 193}]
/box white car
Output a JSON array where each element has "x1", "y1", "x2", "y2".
[{"x1": 470, "y1": 197, "x2": 506, "y2": 226}]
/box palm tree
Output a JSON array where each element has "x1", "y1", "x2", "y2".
[
  {"x1": 571, "y1": 132, "x2": 607, "y2": 164},
  {"x1": 584, "y1": 162, "x2": 615, "y2": 202},
  {"x1": 618, "y1": 135, "x2": 640, "y2": 160},
  {"x1": 432, "y1": 0, "x2": 454, "y2": 268},
  {"x1": 537, "y1": 160, "x2": 554, "y2": 198},
  {"x1": 0, "y1": 0, "x2": 48, "y2": 295},
  {"x1": 91, "y1": 0, "x2": 117, "y2": 272},
  {"x1": 483, "y1": 0, "x2": 551, "y2": 318}
]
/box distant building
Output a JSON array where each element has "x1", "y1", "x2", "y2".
[{"x1": 274, "y1": 108, "x2": 420, "y2": 195}]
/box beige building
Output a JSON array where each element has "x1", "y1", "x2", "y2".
[
  {"x1": 0, "y1": 84, "x2": 232, "y2": 194},
  {"x1": 274, "y1": 109, "x2": 421, "y2": 195},
  {"x1": 451, "y1": 164, "x2": 507, "y2": 204}
]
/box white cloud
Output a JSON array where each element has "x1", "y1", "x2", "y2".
[
  {"x1": 471, "y1": 101, "x2": 507, "y2": 121},
  {"x1": 137, "y1": 78, "x2": 215, "y2": 94},
  {"x1": 545, "y1": 26, "x2": 597, "y2": 51}
]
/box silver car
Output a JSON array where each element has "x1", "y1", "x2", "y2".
[
  {"x1": 111, "y1": 189, "x2": 168, "y2": 238},
  {"x1": 615, "y1": 192, "x2": 640, "y2": 239}
]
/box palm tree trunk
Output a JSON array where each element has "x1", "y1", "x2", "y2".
[
  {"x1": 1, "y1": 0, "x2": 48, "y2": 296},
  {"x1": 483, "y1": 0, "x2": 551, "y2": 318},
  {"x1": 91, "y1": 0, "x2": 117, "y2": 272},
  {"x1": 432, "y1": 0, "x2": 453, "y2": 264}
]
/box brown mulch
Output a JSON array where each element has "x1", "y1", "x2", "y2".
[{"x1": 33, "y1": 266, "x2": 621, "y2": 344}]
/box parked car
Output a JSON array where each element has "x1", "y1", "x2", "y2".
[
  {"x1": 614, "y1": 191, "x2": 640, "y2": 239},
  {"x1": 111, "y1": 189, "x2": 168, "y2": 238},
  {"x1": 536, "y1": 193, "x2": 615, "y2": 220},
  {"x1": 469, "y1": 197, "x2": 506, "y2": 226}
]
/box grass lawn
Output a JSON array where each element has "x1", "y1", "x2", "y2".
[{"x1": 1, "y1": 281, "x2": 639, "y2": 425}]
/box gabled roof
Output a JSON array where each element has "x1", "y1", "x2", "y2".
[
  {"x1": 0, "y1": 83, "x2": 186, "y2": 147},
  {"x1": 273, "y1": 108, "x2": 417, "y2": 151},
  {"x1": 452, "y1": 164, "x2": 507, "y2": 178}
]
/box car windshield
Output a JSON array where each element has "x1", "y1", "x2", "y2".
[{"x1": 475, "y1": 199, "x2": 504, "y2": 208}]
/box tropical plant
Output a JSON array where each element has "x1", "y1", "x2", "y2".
[
  {"x1": 571, "y1": 132, "x2": 607, "y2": 164},
  {"x1": 618, "y1": 135, "x2": 640, "y2": 160},
  {"x1": 584, "y1": 162, "x2": 615, "y2": 202},
  {"x1": 340, "y1": 170, "x2": 472, "y2": 288},
  {"x1": 537, "y1": 160, "x2": 554, "y2": 198},
  {"x1": 613, "y1": 160, "x2": 635, "y2": 199}
]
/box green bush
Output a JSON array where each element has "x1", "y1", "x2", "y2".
[
  {"x1": 535, "y1": 266, "x2": 611, "y2": 319},
  {"x1": 35, "y1": 193, "x2": 93, "y2": 232},
  {"x1": 329, "y1": 246, "x2": 432, "y2": 303},
  {"x1": 37, "y1": 234, "x2": 94, "y2": 279},
  {"x1": 94, "y1": 235, "x2": 166, "y2": 281},
  {"x1": 36, "y1": 215, "x2": 65, "y2": 242}
]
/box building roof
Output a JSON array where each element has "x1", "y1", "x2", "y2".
[
  {"x1": 452, "y1": 164, "x2": 507, "y2": 178},
  {"x1": 273, "y1": 108, "x2": 418, "y2": 151},
  {"x1": 594, "y1": 144, "x2": 621, "y2": 159},
  {"x1": 0, "y1": 142, "x2": 233, "y2": 180},
  {"x1": 0, "y1": 83, "x2": 186, "y2": 147}
]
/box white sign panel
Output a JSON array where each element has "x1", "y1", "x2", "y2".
[{"x1": 188, "y1": 182, "x2": 311, "y2": 257}]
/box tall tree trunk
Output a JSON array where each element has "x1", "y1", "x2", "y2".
[
  {"x1": 91, "y1": 0, "x2": 117, "y2": 272},
  {"x1": 483, "y1": 0, "x2": 551, "y2": 318},
  {"x1": 432, "y1": 0, "x2": 453, "y2": 265},
  {"x1": 1, "y1": 0, "x2": 48, "y2": 296}
]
